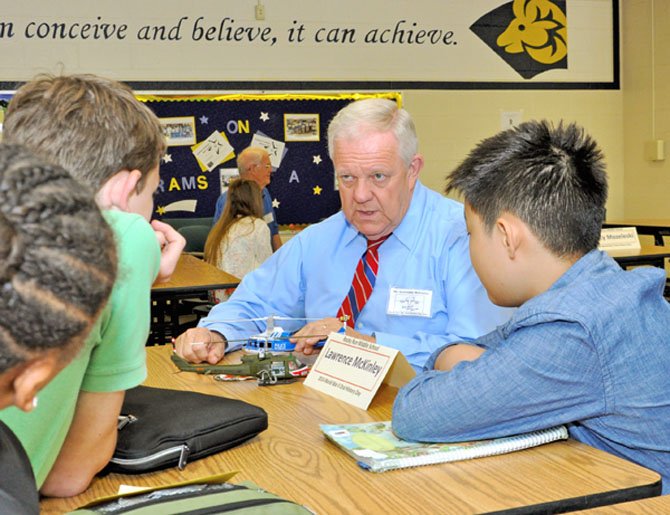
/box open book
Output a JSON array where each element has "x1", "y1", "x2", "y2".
[{"x1": 321, "y1": 421, "x2": 568, "y2": 472}]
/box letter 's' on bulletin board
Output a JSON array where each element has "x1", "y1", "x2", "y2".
[{"x1": 142, "y1": 92, "x2": 401, "y2": 225}]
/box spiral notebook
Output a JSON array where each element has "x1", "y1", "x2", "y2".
[{"x1": 321, "y1": 421, "x2": 568, "y2": 472}]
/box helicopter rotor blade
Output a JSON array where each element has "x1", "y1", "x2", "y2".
[
  {"x1": 200, "y1": 316, "x2": 327, "y2": 324},
  {"x1": 203, "y1": 333, "x2": 331, "y2": 345}
]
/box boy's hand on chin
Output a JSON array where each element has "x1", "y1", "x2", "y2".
[{"x1": 151, "y1": 219, "x2": 186, "y2": 282}]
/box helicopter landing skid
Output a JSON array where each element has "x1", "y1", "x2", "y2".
[{"x1": 256, "y1": 369, "x2": 299, "y2": 386}]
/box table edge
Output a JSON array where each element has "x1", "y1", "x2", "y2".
[{"x1": 484, "y1": 480, "x2": 662, "y2": 515}]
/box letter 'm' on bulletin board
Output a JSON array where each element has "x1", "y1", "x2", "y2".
[{"x1": 142, "y1": 92, "x2": 401, "y2": 225}]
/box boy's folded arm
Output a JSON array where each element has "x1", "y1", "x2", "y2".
[
  {"x1": 434, "y1": 343, "x2": 486, "y2": 371},
  {"x1": 393, "y1": 323, "x2": 601, "y2": 442},
  {"x1": 40, "y1": 390, "x2": 124, "y2": 498}
]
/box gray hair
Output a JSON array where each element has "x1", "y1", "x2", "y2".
[
  {"x1": 327, "y1": 98, "x2": 418, "y2": 165},
  {"x1": 236, "y1": 147, "x2": 268, "y2": 175}
]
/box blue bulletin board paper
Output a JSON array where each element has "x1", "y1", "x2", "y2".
[{"x1": 140, "y1": 92, "x2": 402, "y2": 225}]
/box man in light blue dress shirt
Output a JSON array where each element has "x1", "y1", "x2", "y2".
[{"x1": 175, "y1": 98, "x2": 511, "y2": 371}]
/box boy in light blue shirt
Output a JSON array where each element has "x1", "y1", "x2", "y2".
[{"x1": 393, "y1": 120, "x2": 670, "y2": 493}]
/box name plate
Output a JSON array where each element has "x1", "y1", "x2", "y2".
[
  {"x1": 304, "y1": 332, "x2": 415, "y2": 410},
  {"x1": 599, "y1": 227, "x2": 640, "y2": 250}
]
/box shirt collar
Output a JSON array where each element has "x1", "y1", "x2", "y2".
[
  {"x1": 550, "y1": 249, "x2": 605, "y2": 291},
  {"x1": 341, "y1": 180, "x2": 426, "y2": 249},
  {"x1": 392, "y1": 181, "x2": 425, "y2": 250}
]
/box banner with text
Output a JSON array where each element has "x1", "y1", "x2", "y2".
[{"x1": 0, "y1": 0, "x2": 617, "y2": 88}]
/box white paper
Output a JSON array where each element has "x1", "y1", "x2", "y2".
[
  {"x1": 193, "y1": 131, "x2": 234, "y2": 171},
  {"x1": 387, "y1": 288, "x2": 432, "y2": 317},
  {"x1": 251, "y1": 133, "x2": 286, "y2": 168}
]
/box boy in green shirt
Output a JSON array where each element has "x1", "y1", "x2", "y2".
[{"x1": 0, "y1": 74, "x2": 185, "y2": 496}]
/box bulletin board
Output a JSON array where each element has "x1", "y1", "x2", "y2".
[{"x1": 141, "y1": 92, "x2": 401, "y2": 225}]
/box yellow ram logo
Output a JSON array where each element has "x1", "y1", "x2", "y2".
[{"x1": 497, "y1": 0, "x2": 567, "y2": 64}]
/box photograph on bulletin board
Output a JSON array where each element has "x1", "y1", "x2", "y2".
[
  {"x1": 139, "y1": 92, "x2": 401, "y2": 226},
  {"x1": 159, "y1": 116, "x2": 197, "y2": 146},
  {"x1": 284, "y1": 114, "x2": 320, "y2": 142}
]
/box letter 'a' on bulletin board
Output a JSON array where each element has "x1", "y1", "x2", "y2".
[{"x1": 139, "y1": 92, "x2": 401, "y2": 225}]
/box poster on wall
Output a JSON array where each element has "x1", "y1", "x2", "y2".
[
  {"x1": 0, "y1": 0, "x2": 618, "y2": 89},
  {"x1": 143, "y1": 92, "x2": 401, "y2": 225},
  {"x1": 159, "y1": 117, "x2": 196, "y2": 146}
]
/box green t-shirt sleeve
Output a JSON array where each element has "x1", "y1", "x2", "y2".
[{"x1": 82, "y1": 211, "x2": 161, "y2": 392}]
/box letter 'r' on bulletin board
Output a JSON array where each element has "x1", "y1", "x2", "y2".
[{"x1": 140, "y1": 92, "x2": 402, "y2": 225}]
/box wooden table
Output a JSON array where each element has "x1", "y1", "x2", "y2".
[
  {"x1": 605, "y1": 244, "x2": 670, "y2": 269},
  {"x1": 40, "y1": 345, "x2": 661, "y2": 515},
  {"x1": 574, "y1": 494, "x2": 670, "y2": 513},
  {"x1": 604, "y1": 219, "x2": 670, "y2": 246},
  {"x1": 149, "y1": 254, "x2": 239, "y2": 345}
]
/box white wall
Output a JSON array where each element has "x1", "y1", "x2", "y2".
[{"x1": 406, "y1": 89, "x2": 624, "y2": 216}]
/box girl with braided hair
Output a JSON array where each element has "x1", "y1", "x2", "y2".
[{"x1": 0, "y1": 144, "x2": 116, "y2": 514}]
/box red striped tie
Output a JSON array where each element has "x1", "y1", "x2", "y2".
[{"x1": 337, "y1": 234, "x2": 390, "y2": 328}]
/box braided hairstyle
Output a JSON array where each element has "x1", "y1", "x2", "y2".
[{"x1": 0, "y1": 144, "x2": 117, "y2": 373}]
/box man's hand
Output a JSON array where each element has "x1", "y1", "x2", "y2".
[
  {"x1": 290, "y1": 317, "x2": 343, "y2": 354},
  {"x1": 151, "y1": 219, "x2": 186, "y2": 283},
  {"x1": 173, "y1": 327, "x2": 226, "y2": 364},
  {"x1": 290, "y1": 318, "x2": 376, "y2": 354},
  {"x1": 434, "y1": 343, "x2": 485, "y2": 371}
]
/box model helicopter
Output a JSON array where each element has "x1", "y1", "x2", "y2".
[
  {"x1": 230, "y1": 314, "x2": 344, "y2": 354},
  {"x1": 171, "y1": 351, "x2": 310, "y2": 385},
  {"x1": 170, "y1": 315, "x2": 347, "y2": 385},
  {"x1": 244, "y1": 326, "x2": 326, "y2": 353}
]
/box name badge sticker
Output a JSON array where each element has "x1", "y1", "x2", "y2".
[{"x1": 387, "y1": 288, "x2": 432, "y2": 317}]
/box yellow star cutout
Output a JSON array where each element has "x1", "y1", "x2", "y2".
[
  {"x1": 313, "y1": 185, "x2": 322, "y2": 195},
  {"x1": 156, "y1": 205, "x2": 166, "y2": 215}
]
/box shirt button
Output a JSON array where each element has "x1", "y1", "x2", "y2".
[{"x1": 357, "y1": 323, "x2": 364, "y2": 329}]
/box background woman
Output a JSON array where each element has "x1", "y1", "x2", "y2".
[{"x1": 204, "y1": 178, "x2": 272, "y2": 302}]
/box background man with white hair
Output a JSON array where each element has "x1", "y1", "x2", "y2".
[{"x1": 213, "y1": 146, "x2": 282, "y2": 251}]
